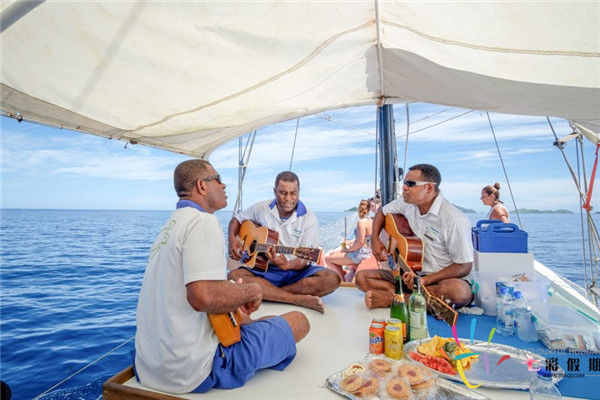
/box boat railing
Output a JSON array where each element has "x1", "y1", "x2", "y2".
[{"x1": 319, "y1": 213, "x2": 359, "y2": 253}]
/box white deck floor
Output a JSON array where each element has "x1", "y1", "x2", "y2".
[{"x1": 122, "y1": 286, "x2": 578, "y2": 400}]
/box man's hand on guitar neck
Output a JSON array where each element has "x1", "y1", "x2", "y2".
[
  {"x1": 401, "y1": 270, "x2": 416, "y2": 290},
  {"x1": 370, "y1": 237, "x2": 388, "y2": 262},
  {"x1": 370, "y1": 210, "x2": 389, "y2": 261},
  {"x1": 266, "y1": 246, "x2": 308, "y2": 271},
  {"x1": 403, "y1": 271, "x2": 437, "y2": 288},
  {"x1": 227, "y1": 218, "x2": 244, "y2": 260},
  {"x1": 421, "y1": 263, "x2": 472, "y2": 287}
]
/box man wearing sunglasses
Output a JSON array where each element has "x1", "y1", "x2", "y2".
[
  {"x1": 134, "y1": 160, "x2": 310, "y2": 394},
  {"x1": 355, "y1": 164, "x2": 473, "y2": 310},
  {"x1": 228, "y1": 171, "x2": 341, "y2": 313}
]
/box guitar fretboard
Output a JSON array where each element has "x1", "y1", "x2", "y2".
[{"x1": 253, "y1": 244, "x2": 297, "y2": 255}]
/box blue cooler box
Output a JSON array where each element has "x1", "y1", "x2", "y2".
[{"x1": 472, "y1": 219, "x2": 528, "y2": 253}]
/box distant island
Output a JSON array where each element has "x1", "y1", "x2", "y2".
[
  {"x1": 344, "y1": 206, "x2": 575, "y2": 214},
  {"x1": 454, "y1": 205, "x2": 477, "y2": 214},
  {"x1": 456, "y1": 206, "x2": 574, "y2": 214},
  {"x1": 345, "y1": 204, "x2": 479, "y2": 213},
  {"x1": 509, "y1": 208, "x2": 573, "y2": 214}
]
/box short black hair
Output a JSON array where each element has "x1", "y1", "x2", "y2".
[
  {"x1": 409, "y1": 164, "x2": 441, "y2": 191},
  {"x1": 174, "y1": 159, "x2": 212, "y2": 197},
  {"x1": 275, "y1": 171, "x2": 300, "y2": 188}
]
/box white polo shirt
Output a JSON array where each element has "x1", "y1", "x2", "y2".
[
  {"x1": 234, "y1": 199, "x2": 319, "y2": 248},
  {"x1": 382, "y1": 191, "x2": 473, "y2": 273},
  {"x1": 135, "y1": 206, "x2": 224, "y2": 393}
]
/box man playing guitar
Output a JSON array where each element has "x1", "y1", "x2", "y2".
[
  {"x1": 355, "y1": 164, "x2": 474, "y2": 310},
  {"x1": 228, "y1": 171, "x2": 340, "y2": 313},
  {"x1": 135, "y1": 160, "x2": 310, "y2": 395}
]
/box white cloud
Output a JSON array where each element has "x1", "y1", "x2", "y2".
[
  {"x1": 52, "y1": 153, "x2": 177, "y2": 181},
  {"x1": 1, "y1": 104, "x2": 596, "y2": 212},
  {"x1": 2, "y1": 127, "x2": 182, "y2": 181}
]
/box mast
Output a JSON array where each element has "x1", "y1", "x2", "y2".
[{"x1": 378, "y1": 104, "x2": 398, "y2": 206}]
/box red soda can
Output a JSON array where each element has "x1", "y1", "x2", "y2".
[{"x1": 369, "y1": 323, "x2": 385, "y2": 354}]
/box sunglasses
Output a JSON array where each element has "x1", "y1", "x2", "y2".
[
  {"x1": 202, "y1": 174, "x2": 222, "y2": 184},
  {"x1": 189, "y1": 174, "x2": 222, "y2": 187},
  {"x1": 403, "y1": 180, "x2": 435, "y2": 188}
]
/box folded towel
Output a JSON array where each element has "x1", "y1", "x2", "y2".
[{"x1": 457, "y1": 306, "x2": 484, "y2": 315}]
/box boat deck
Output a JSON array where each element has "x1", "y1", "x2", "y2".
[{"x1": 103, "y1": 286, "x2": 598, "y2": 399}]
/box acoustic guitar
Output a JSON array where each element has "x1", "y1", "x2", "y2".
[
  {"x1": 208, "y1": 309, "x2": 242, "y2": 347},
  {"x1": 233, "y1": 220, "x2": 322, "y2": 272},
  {"x1": 381, "y1": 213, "x2": 458, "y2": 327}
]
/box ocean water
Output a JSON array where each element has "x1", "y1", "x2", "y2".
[{"x1": 0, "y1": 209, "x2": 597, "y2": 399}]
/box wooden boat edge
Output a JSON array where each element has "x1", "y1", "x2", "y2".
[{"x1": 102, "y1": 366, "x2": 182, "y2": 400}]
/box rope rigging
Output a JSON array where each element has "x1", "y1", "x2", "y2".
[
  {"x1": 289, "y1": 118, "x2": 300, "y2": 171},
  {"x1": 549, "y1": 119, "x2": 600, "y2": 307},
  {"x1": 399, "y1": 109, "x2": 475, "y2": 137},
  {"x1": 485, "y1": 112, "x2": 522, "y2": 228},
  {"x1": 233, "y1": 131, "x2": 257, "y2": 215},
  {"x1": 34, "y1": 336, "x2": 135, "y2": 399}
]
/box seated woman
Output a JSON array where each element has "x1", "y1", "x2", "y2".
[
  {"x1": 481, "y1": 182, "x2": 510, "y2": 222},
  {"x1": 325, "y1": 200, "x2": 372, "y2": 282},
  {"x1": 368, "y1": 195, "x2": 381, "y2": 217}
]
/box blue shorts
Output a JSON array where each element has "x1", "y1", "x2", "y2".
[
  {"x1": 242, "y1": 264, "x2": 327, "y2": 287},
  {"x1": 193, "y1": 316, "x2": 296, "y2": 392}
]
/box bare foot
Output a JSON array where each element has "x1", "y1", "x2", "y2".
[
  {"x1": 364, "y1": 290, "x2": 393, "y2": 309},
  {"x1": 296, "y1": 295, "x2": 325, "y2": 313}
]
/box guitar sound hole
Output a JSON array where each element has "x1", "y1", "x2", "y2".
[{"x1": 249, "y1": 241, "x2": 257, "y2": 254}]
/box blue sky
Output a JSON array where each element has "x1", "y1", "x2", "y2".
[{"x1": 1, "y1": 103, "x2": 597, "y2": 213}]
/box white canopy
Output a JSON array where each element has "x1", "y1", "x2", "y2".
[{"x1": 1, "y1": 1, "x2": 599, "y2": 158}]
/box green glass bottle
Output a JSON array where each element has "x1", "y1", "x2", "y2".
[
  {"x1": 408, "y1": 276, "x2": 428, "y2": 340},
  {"x1": 390, "y1": 275, "x2": 409, "y2": 343}
]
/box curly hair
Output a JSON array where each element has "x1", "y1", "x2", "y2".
[{"x1": 358, "y1": 199, "x2": 370, "y2": 218}]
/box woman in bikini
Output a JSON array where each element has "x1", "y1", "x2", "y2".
[
  {"x1": 481, "y1": 182, "x2": 510, "y2": 222},
  {"x1": 325, "y1": 199, "x2": 372, "y2": 282}
]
